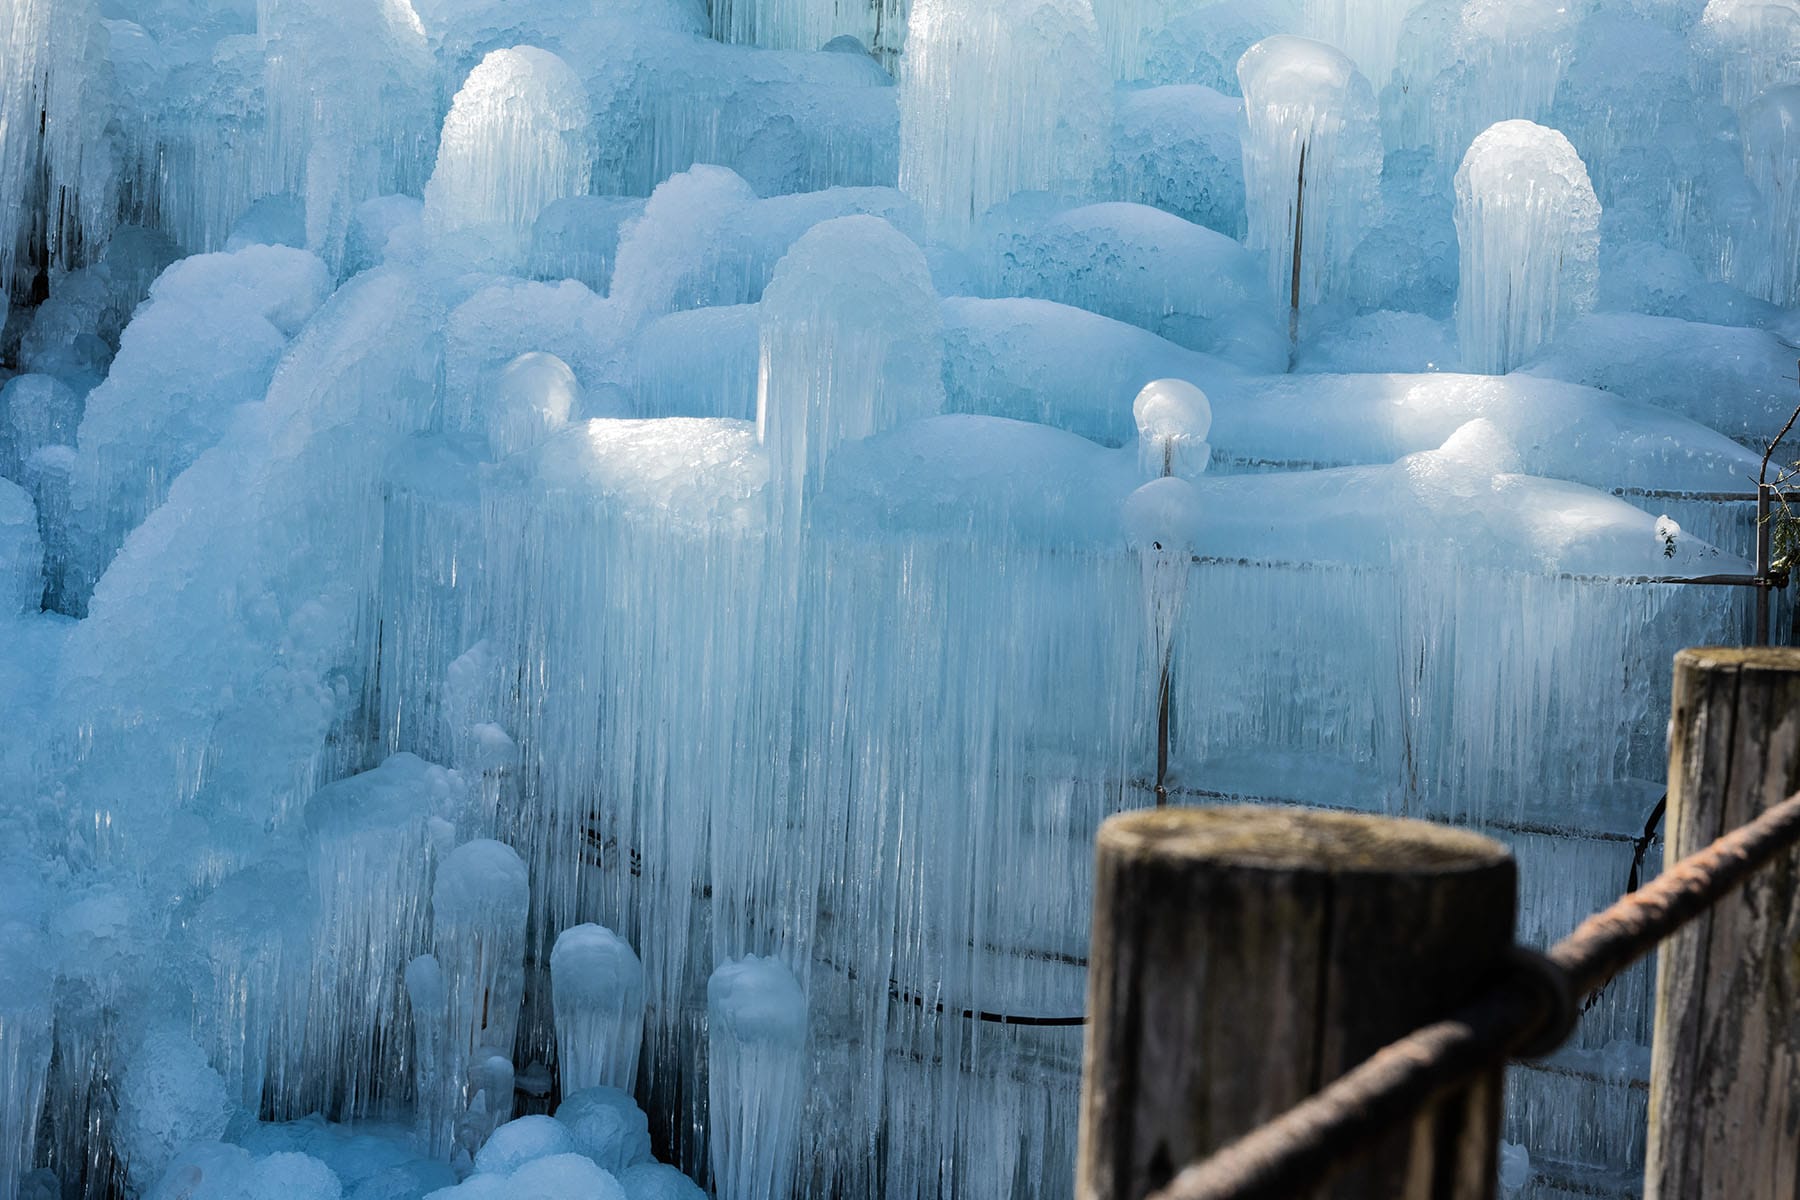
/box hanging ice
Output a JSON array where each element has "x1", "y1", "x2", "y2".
[
  {"x1": 1741, "y1": 85, "x2": 1800, "y2": 305},
  {"x1": 1453, "y1": 120, "x2": 1600, "y2": 374},
  {"x1": 0, "y1": 901, "x2": 52, "y2": 1200},
  {"x1": 756, "y1": 215, "x2": 943, "y2": 529},
  {"x1": 550, "y1": 925, "x2": 646, "y2": 1096},
  {"x1": 706, "y1": 958, "x2": 807, "y2": 1200},
  {"x1": 898, "y1": 0, "x2": 1108, "y2": 236},
  {"x1": 1237, "y1": 36, "x2": 1382, "y2": 338},
  {"x1": 1427, "y1": 0, "x2": 1581, "y2": 169},
  {"x1": 424, "y1": 839, "x2": 531, "y2": 1160},
  {"x1": 1301, "y1": 0, "x2": 1427, "y2": 91},
  {"x1": 1696, "y1": 0, "x2": 1800, "y2": 114},
  {"x1": 422, "y1": 48, "x2": 596, "y2": 254}
]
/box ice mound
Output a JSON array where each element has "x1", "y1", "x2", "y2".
[{"x1": 554, "y1": 1088, "x2": 655, "y2": 1173}]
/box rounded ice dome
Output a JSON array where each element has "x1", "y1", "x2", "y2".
[
  {"x1": 1121, "y1": 476, "x2": 1202, "y2": 555},
  {"x1": 1133, "y1": 379, "x2": 1212, "y2": 479},
  {"x1": 487, "y1": 352, "x2": 581, "y2": 460}
]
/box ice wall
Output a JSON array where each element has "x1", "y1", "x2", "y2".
[
  {"x1": 898, "y1": 0, "x2": 1107, "y2": 236},
  {"x1": 1697, "y1": 0, "x2": 1800, "y2": 114},
  {"x1": 1454, "y1": 121, "x2": 1600, "y2": 374},
  {"x1": 1237, "y1": 35, "x2": 1382, "y2": 337}
]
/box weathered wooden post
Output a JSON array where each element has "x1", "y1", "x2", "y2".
[
  {"x1": 1647, "y1": 646, "x2": 1800, "y2": 1197},
  {"x1": 1077, "y1": 805, "x2": 1516, "y2": 1200}
]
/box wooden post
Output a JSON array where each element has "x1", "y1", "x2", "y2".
[
  {"x1": 1646, "y1": 646, "x2": 1800, "y2": 1198},
  {"x1": 1077, "y1": 805, "x2": 1516, "y2": 1200}
]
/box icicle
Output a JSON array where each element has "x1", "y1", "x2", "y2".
[
  {"x1": 406, "y1": 954, "x2": 453, "y2": 1158},
  {"x1": 706, "y1": 957, "x2": 807, "y2": 1200},
  {"x1": 0, "y1": 917, "x2": 53, "y2": 1198},
  {"x1": 1741, "y1": 85, "x2": 1800, "y2": 306},
  {"x1": 1237, "y1": 36, "x2": 1383, "y2": 341},
  {"x1": 1428, "y1": 0, "x2": 1582, "y2": 171},
  {"x1": 1453, "y1": 120, "x2": 1600, "y2": 374},
  {"x1": 429, "y1": 839, "x2": 530, "y2": 1159},
  {"x1": 1696, "y1": 0, "x2": 1800, "y2": 116},
  {"x1": 756, "y1": 215, "x2": 943, "y2": 536},
  {"x1": 423, "y1": 47, "x2": 596, "y2": 256},
  {"x1": 898, "y1": 0, "x2": 1108, "y2": 238},
  {"x1": 550, "y1": 925, "x2": 646, "y2": 1096},
  {"x1": 1301, "y1": 0, "x2": 1428, "y2": 92}
]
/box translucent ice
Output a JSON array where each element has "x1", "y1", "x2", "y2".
[
  {"x1": 1237, "y1": 36, "x2": 1382, "y2": 333},
  {"x1": 1453, "y1": 121, "x2": 1599, "y2": 374},
  {"x1": 1696, "y1": 0, "x2": 1800, "y2": 114},
  {"x1": 1133, "y1": 379, "x2": 1214, "y2": 479},
  {"x1": 423, "y1": 48, "x2": 597, "y2": 254},
  {"x1": 899, "y1": 0, "x2": 1107, "y2": 236},
  {"x1": 706, "y1": 958, "x2": 807, "y2": 1200},
  {"x1": 550, "y1": 925, "x2": 646, "y2": 1096},
  {"x1": 1741, "y1": 85, "x2": 1800, "y2": 305}
]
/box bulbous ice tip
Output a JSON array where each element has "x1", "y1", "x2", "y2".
[
  {"x1": 1456, "y1": 120, "x2": 1597, "y2": 203},
  {"x1": 433, "y1": 838, "x2": 529, "y2": 920},
  {"x1": 1237, "y1": 34, "x2": 1369, "y2": 104},
  {"x1": 1133, "y1": 379, "x2": 1213, "y2": 443},
  {"x1": 551, "y1": 923, "x2": 643, "y2": 1002},
  {"x1": 404, "y1": 954, "x2": 446, "y2": 1014},
  {"x1": 1123, "y1": 476, "x2": 1203, "y2": 555},
  {"x1": 488, "y1": 351, "x2": 580, "y2": 460},
  {"x1": 1134, "y1": 379, "x2": 1213, "y2": 479},
  {"x1": 707, "y1": 955, "x2": 807, "y2": 1046}
]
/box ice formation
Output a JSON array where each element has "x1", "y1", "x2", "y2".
[
  {"x1": 898, "y1": 0, "x2": 1107, "y2": 235},
  {"x1": 0, "y1": 0, "x2": 1793, "y2": 1195},
  {"x1": 1454, "y1": 121, "x2": 1600, "y2": 374},
  {"x1": 550, "y1": 926, "x2": 646, "y2": 1096},
  {"x1": 1237, "y1": 36, "x2": 1383, "y2": 335}
]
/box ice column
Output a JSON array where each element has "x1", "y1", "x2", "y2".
[
  {"x1": 423, "y1": 48, "x2": 596, "y2": 253},
  {"x1": 298, "y1": 754, "x2": 448, "y2": 1118},
  {"x1": 899, "y1": 0, "x2": 1107, "y2": 237},
  {"x1": 1743, "y1": 86, "x2": 1800, "y2": 305},
  {"x1": 0, "y1": 922, "x2": 52, "y2": 1198},
  {"x1": 706, "y1": 958, "x2": 807, "y2": 1200},
  {"x1": 756, "y1": 215, "x2": 944, "y2": 533},
  {"x1": 1133, "y1": 379, "x2": 1213, "y2": 480},
  {"x1": 429, "y1": 839, "x2": 530, "y2": 1160},
  {"x1": 1696, "y1": 0, "x2": 1800, "y2": 115},
  {"x1": 551, "y1": 924, "x2": 646, "y2": 1096},
  {"x1": 1302, "y1": 0, "x2": 1428, "y2": 92},
  {"x1": 406, "y1": 954, "x2": 453, "y2": 1156},
  {"x1": 1428, "y1": 0, "x2": 1581, "y2": 169},
  {"x1": 1237, "y1": 37, "x2": 1382, "y2": 339},
  {"x1": 1453, "y1": 120, "x2": 1599, "y2": 374}
]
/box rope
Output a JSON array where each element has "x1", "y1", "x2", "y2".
[{"x1": 1148, "y1": 786, "x2": 1800, "y2": 1200}]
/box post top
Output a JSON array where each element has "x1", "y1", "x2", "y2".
[
  {"x1": 1097, "y1": 804, "x2": 1511, "y2": 874},
  {"x1": 1676, "y1": 646, "x2": 1800, "y2": 673}
]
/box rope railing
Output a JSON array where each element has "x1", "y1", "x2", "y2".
[{"x1": 1145, "y1": 785, "x2": 1800, "y2": 1200}]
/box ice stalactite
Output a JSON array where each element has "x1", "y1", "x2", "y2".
[
  {"x1": 706, "y1": 957, "x2": 807, "y2": 1200},
  {"x1": 293, "y1": 754, "x2": 459, "y2": 1120},
  {"x1": 756, "y1": 215, "x2": 944, "y2": 531},
  {"x1": 426, "y1": 839, "x2": 530, "y2": 1162},
  {"x1": 0, "y1": 906, "x2": 53, "y2": 1198},
  {"x1": 710, "y1": 0, "x2": 909, "y2": 67},
  {"x1": 255, "y1": 0, "x2": 437, "y2": 269},
  {"x1": 898, "y1": 0, "x2": 1107, "y2": 238},
  {"x1": 0, "y1": 0, "x2": 112, "y2": 293},
  {"x1": 550, "y1": 925, "x2": 646, "y2": 1096},
  {"x1": 1237, "y1": 36, "x2": 1382, "y2": 344},
  {"x1": 1696, "y1": 0, "x2": 1800, "y2": 115},
  {"x1": 1301, "y1": 0, "x2": 1427, "y2": 92},
  {"x1": 1741, "y1": 85, "x2": 1800, "y2": 305},
  {"x1": 1454, "y1": 120, "x2": 1599, "y2": 374},
  {"x1": 1428, "y1": 0, "x2": 1582, "y2": 171},
  {"x1": 423, "y1": 47, "x2": 597, "y2": 259}
]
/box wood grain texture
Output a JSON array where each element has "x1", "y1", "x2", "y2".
[
  {"x1": 1647, "y1": 647, "x2": 1800, "y2": 1199},
  {"x1": 1077, "y1": 805, "x2": 1515, "y2": 1200}
]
